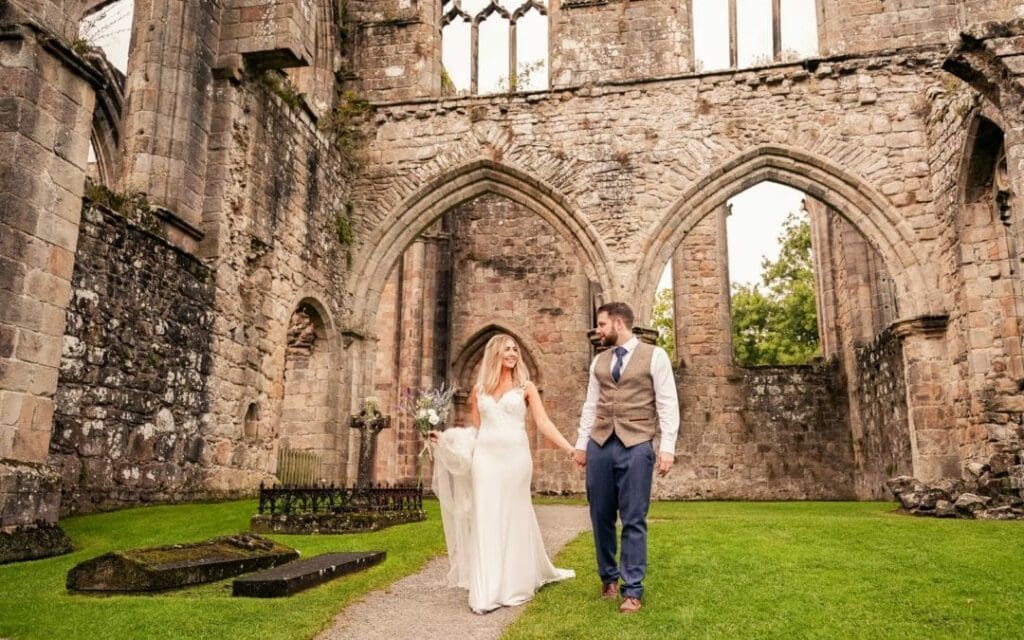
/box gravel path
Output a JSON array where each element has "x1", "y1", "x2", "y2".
[{"x1": 317, "y1": 504, "x2": 591, "y2": 640}]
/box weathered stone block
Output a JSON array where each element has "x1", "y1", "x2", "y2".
[
  {"x1": 232, "y1": 551, "x2": 386, "y2": 597},
  {"x1": 66, "y1": 533, "x2": 298, "y2": 592}
]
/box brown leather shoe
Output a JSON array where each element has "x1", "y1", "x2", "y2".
[
  {"x1": 619, "y1": 596, "x2": 642, "y2": 614},
  {"x1": 601, "y1": 582, "x2": 620, "y2": 600}
]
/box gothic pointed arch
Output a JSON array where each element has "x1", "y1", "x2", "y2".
[
  {"x1": 348, "y1": 159, "x2": 615, "y2": 333},
  {"x1": 83, "y1": 49, "x2": 125, "y2": 187},
  {"x1": 451, "y1": 322, "x2": 543, "y2": 393},
  {"x1": 635, "y1": 145, "x2": 940, "y2": 323}
]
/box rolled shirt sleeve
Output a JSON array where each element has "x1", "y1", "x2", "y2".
[
  {"x1": 575, "y1": 358, "x2": 599, "y2": 451},
  {"x1": 651, "y1": 347, "x2": 680, "y2": 456}
]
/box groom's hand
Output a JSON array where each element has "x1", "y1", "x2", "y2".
[
  {"x1": 572, "y1": 449, "x2": 587, "y2": 468},
  {"x1": 656, "y1": 452, "x2": 674, "y2": 477}
]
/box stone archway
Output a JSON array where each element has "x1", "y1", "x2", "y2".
[
  {"x1": 348, "y1": 159, "x2": 616, "y2": 333},
  {"x1": 635, "y1": 144, "x2": 940, "y2": 325},
  {"x1": 640, "y1": 144, "x2": 956, "y2": 487}
]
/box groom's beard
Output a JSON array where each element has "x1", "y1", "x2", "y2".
[{"x1": 600, "y1": 330, "x2": 618, "y2": 347}]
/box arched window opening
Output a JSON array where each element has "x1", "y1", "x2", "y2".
[
  {"x1": 693, "y1": 0, "x2": 818, "y2": 72},
  {"x1": 441, "y1": 0, "x2": 549, "y2": 95},
  {"x1": 650, "y1": 263, "x2": 676, "y2": 364},
  {"x1": 78, "y1": 0, "x2": 134, "y2": 74},
  {"x1": 727, "y1": 182, "x2": 822, "y2": 366},
  {"x1": 244, "y1": 403, "x2": 260, "y2": 441}
]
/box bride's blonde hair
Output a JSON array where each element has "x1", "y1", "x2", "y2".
[{"x1": 477, "y1": 334, "x2": 530, "y2": 395}]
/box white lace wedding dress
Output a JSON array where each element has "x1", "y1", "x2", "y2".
[{"x1": 432, "y1": 387, "x2": 574, "y2": 614}]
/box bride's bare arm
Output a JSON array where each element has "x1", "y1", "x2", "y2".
[
  {"x1": 524, "y1": 382, "x2": 574, "y2": 454},
  {"x1": 468, "y1": 384, "x2": 481, "y2": 429}
]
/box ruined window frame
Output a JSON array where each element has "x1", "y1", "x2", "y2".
[
  {"x1": 440, "y1": 0, "x2": 550, "y2": 95},
  {"x1": 692, "y1": 0, "x2": 820, "y2": 72}
]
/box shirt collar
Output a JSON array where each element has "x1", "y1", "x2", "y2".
[{"x1": 619, "y1": 336, "x2": 639, "y2": 353}]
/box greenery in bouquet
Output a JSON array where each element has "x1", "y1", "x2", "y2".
[{"x1": 398, "y1": 383, "x2": 457, "y2": 461}]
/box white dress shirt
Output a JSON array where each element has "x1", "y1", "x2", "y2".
[{"x1": 576, "y1": 336, "x2": 680, "y2": 456}]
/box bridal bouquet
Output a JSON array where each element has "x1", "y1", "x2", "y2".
[{"x1": 399, "y1": 383, "x2": 457, "y2": 461}]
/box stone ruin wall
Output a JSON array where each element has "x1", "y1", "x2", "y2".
[
  {"x1": 817, "y1": 0, "x2": 1022, "y2": 56},
  {"x1": 852, "y1": 328, "x2": 912, "y2": 497},
  {"x1": 550, "y1": 0, "x2": 694, "y2": 86},
  {"x1": 196, "y1": 75, "x2": 356, "y2": 496},
  {"x1": 49, "y1": 201, "x2": 215, "y2": 515},
  {"x1": 446, "y1": 193, "x2": 593, "y2": 493}
]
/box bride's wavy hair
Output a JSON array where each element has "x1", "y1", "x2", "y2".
[{"x1": 477, "y1": 333, "x2": 530, "y2": 395}]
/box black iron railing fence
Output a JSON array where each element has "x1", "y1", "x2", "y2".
[{"x1": 257, "y1": 483, "x2": 424, "y2": 516}]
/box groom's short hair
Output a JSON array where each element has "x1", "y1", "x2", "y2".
[{"x1": 597, "y1": 302, "x2": 634, "y2": 328}]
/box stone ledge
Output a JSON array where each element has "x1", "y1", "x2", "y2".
[{"x1": 232, "y1": 551, "x2": 385, "y2": 597}]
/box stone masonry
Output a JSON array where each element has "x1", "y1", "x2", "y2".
[{"x1": 5, "y1": 0, "x2": 1024, "y2": 559}]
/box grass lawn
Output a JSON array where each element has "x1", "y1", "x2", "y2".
[
  {"x1": 0, "y1": 499, "x2": 445, "y2": 640},
  {"x1": 506, "y1": 501, "x2": 1024, "y2": 640}
]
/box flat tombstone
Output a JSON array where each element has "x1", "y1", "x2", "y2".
[
  {"x1": 232, "y1": 551, "x2": 386, "y2": 597},
  {"x1": 66, "y1": 533, "x2": 299, "y2": 592}
]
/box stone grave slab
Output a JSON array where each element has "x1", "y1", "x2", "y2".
[
  {"x1": 232, "y1": 551, "x2": 386, "y2": 597},
  {"x1": 67, "y1": 533, "x2": 299, "y2": 592}
]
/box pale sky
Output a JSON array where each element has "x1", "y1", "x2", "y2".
[{"x1": 86, "y1": 1, "x2": 818, "y2": 293}]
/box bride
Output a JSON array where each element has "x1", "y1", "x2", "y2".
[{"x1": 431, "y1": 333, "x2": 577, "y2": 614}]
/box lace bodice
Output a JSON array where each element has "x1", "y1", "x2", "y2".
[{"x1": 477, "y1": 387, "x2": 527, "y2": 429}]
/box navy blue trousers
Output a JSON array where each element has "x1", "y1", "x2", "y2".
[{"x1": 586, "y1": 434, "x2": 655, "y2": 600}]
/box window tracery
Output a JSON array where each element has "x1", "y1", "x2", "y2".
[{"x1": 441, "y1": 0, "x2": 549, "y2": 95}]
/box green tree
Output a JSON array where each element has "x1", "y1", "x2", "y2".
[
  {"x1": 651, "y1": 287, "x2": 675, "y2": 361},
  {"x1": 731, "y1": 211, "x2": 821, "y2": 366}
]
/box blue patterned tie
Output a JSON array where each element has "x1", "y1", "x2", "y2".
[{"x1": 611, "y1": 346, "x2": 627, "y2": 383}]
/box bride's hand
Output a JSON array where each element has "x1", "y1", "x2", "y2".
[{"x1": 428, "y1": 431, "x2": 440, "y2": 442}]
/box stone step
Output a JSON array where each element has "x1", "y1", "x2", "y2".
[{"x1": 232, "y1": 551, "x2": 386, "y2": 598}]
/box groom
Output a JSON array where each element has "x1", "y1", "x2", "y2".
[{"x1": 573, "y1": 302, "x2": 679, "y2": 614}]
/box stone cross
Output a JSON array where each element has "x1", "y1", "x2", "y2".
[{"x1": 350, "y1": 405, "x2": 391, "y2": 488}]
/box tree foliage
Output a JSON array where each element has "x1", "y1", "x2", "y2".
[
  {"x1": 651, "y1": 287, "x2": 675, "y2": 360},
  {"x1": 731, "y1": 211, "x2": 821, "y2": 366}
]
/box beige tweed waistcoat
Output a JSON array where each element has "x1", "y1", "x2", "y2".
[{"x1": 591, "y1": 341, "x2": 658, "y2": 448}]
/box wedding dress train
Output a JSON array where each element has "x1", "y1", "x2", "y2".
[{"x1": 432, "y1": 387, "x2": 574, "y2": 614}]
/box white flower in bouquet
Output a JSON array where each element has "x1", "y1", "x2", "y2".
[{"x1": 398, "y1": 383, "x2": 458, "y2": 481}]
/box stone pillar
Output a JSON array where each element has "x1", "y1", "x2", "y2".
[
  {"x1": 893, "y1": 315, "x2": 959, "y2": 482},
  {"x1": 0, "y1": 16, "x2": 100, "y2": 560},
  {"x1": 120, "y1": 0, "x2": 221, "y2": 241},
  {"x1": 806, "y1": 198, "x2": 840, "y2": 360},
  {"x1": 671, "y1": 206, "x2": 736, "y2": 491}
]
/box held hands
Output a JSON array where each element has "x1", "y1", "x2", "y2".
[{"x1": 572, "y1": 449, "x2": 586, "y2": 469}]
